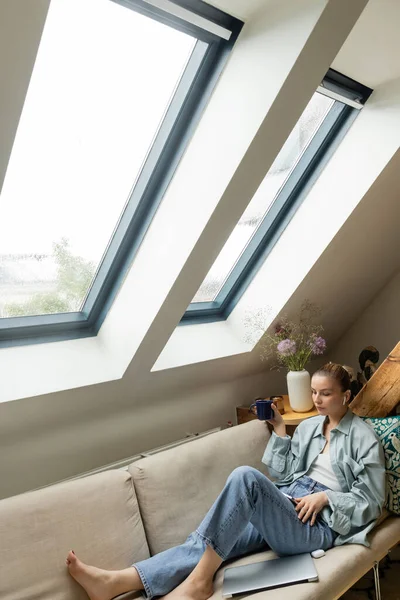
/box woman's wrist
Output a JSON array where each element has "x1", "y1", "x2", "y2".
[
  {"x1": 274, "y1": 424, "x2": 287, "y2": 438},
  {"x1": 321, "y1": 491, "x2": 330, "y2": 506}
]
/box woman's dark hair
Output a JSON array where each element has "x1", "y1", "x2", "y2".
[{"x1": 313, "y1": 362, "x2": 351, "y2": 392}]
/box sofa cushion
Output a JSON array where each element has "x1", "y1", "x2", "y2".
[
  {"x1": 129, "y1": 420, "x2": 270, "y2": 555},
  {"x1": 211, "y1": 516, "x2": 400, "y2": 600},
  {"x1": 0, "y1": 470, "x2": 149, "y2": 600},
  {"x1": 362, "y1": 416, "x2": 400, "y2": 515}
]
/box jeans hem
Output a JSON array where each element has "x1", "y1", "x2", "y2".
[
  {"x1": 195, "y1": 529, "x2": 227, "y2": 561},
  {"x1": 133, "y1": 563, "x2": 153, "y2": 600}
]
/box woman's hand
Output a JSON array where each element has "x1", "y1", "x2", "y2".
[
  {"x1": 266, "y1": 403, "x2": 286, "y2": 437},
  {"x1": 295, "y1": 492, "x2": 329, "y2": 526}
]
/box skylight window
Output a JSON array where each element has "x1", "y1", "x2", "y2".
[
  {"x1": 192, "y1": 93, "x2": 334, "y2": 303},
  {"x1": 0, "y1": 0, "x2": 242, "y2": 346},
  {"x1": 184, "y1": 71, "x2": 372, "y2": 323},
  {"x1": 0, "y1": 0, "x2": 193, "y2": 318}
]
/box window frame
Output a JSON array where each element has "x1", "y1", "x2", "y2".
[
  {"x1": 181, "y1": 69, "x2": 373, "y2": 324},
  {"x1": 0, "y1": 0, "x2": 243, "y2": 348}
]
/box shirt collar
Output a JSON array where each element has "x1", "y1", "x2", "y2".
[{"x1": 312, "y1": 409, "x2": 353, "y2": 437}]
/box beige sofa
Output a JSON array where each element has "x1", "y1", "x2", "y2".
[{"x1": 1, "y1": 420, "x2": 399, "y2": 600}]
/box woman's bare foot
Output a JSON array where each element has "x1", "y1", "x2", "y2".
[
  {"x1": 160, "y1": 574, "x2": 214, "y2": 600},
  {"x1": 65, "y1": 550, "x2": 118, "y2": 600}
]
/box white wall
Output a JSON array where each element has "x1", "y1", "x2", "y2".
[
  {"x1": 327, "y1": 269, "x2": 400, "y2": 373},
  {"x1": 0, "y1": 367, "x2": 285, "y2": 500}
]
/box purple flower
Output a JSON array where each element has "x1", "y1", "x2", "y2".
[
  {"x1": 309, "y1": 336, "x2": 326, "y2": 355},
  {"x1": 277, "y1": 339, "x2": 297, "y2": 356}
]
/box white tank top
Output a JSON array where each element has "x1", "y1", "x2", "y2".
[{"x1": 306, "y1": 453, "x2": 342, "y2": 492}]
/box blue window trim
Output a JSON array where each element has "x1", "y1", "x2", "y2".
[
  {"x1": 0, "y1": 0, "x2": 243, "y2": 348},
  {"x1": 181, "y1": 70, "x2": 373, "y2": 325}
]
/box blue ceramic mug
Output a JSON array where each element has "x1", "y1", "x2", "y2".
[{"x1": 249, "y1": 398, "x2": 274, "y2": 420}]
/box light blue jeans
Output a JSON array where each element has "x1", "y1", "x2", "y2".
[{"x1": 133, "y1": 466, "x2": 336, "y2": 599}]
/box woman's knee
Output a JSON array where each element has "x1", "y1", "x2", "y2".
[{"x1": 227, "y1": 466, "x2": 267, "y2": 486}]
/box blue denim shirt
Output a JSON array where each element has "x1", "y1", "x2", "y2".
[{"x1": 262, "y1": 409, "x2": 386, "y2": 547}]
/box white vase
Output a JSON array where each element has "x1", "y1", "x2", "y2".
[{"x1": 286, "y1": 370, "x2": 313, "y2": 412}]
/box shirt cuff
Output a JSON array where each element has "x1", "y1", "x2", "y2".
[
  {"x1": 324, "y1": 490, "x2": 355, "y2": 535},
  {"x1": 270, "y1": 430, "x2": 291, "y2": 446}
]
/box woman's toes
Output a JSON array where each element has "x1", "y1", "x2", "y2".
[
  {"x1": 67, "y1": 550, "x2": 77, "y2": 563},
  {"x1": 66, "y1": 550, "x2": 81, "y2": 570},
  {"x1": 65, "y1": 553, "x2": 115, "y2": 600}
]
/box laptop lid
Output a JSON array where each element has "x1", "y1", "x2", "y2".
[{"x1": 222, "y1": 553, "x2": 318, "y2": 597}]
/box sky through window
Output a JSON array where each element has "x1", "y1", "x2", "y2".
[{"x1": 0, "y1": 0, "x2": 195, "y2": 318}]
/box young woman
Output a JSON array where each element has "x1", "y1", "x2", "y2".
[{"x1": 66, "y1": 363, "x2": 385, "y2": 600}]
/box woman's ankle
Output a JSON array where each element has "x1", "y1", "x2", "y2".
[
  {"x1": 111, "y1": 566, "x2": 144, "y2": 596},
  {"x1": 187, "y1": 571, "x2": 214, "y2": 592},
  {"x1": 190, "y1": 545, "x2": 223, "y2": 583}
]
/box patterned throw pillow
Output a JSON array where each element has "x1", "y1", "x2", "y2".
[{"x1": 362, "y1": 416, "x2": 400, "y2": 515}]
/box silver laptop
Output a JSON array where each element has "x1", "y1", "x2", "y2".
[{"x1": 222, "y1": 553, "x2": 318, "y2": 597}]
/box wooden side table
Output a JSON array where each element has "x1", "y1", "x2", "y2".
[{"x1": 236, "y1": 395, "x2": 318, "y2": 426}]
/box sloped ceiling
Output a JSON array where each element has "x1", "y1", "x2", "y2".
[
  {"x1": 0, "y1": 0, "x2": 50, "y2": 193},
  {"x1": 146, "y1": 144, "x2": 400, "y2": 387},
  {"x1": 275, "y1": 149, "x2": 400, "y2": 354},
  {"x1": 332, "y1": 0, "x2": 400, "y2": 87},
  {"x1": 267, "y1": 0, "x2": 400, "y2": 354},
  {"x1": 209, "y1": 0, "x2": 400, "y2": 89},
  {"x1": 204, "y1": 0, "x2": 267, "y2": 20}
]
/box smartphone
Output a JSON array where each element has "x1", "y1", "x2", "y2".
[{"x1": 282, "y1": 492, "x2": 298, "y2": 505}]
